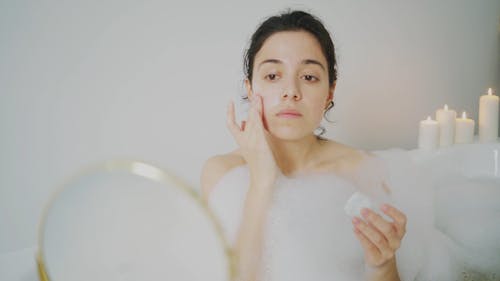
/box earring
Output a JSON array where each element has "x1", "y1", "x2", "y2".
[{"x1": 325, "y1": 100, "x2": 334, "y2": 110}]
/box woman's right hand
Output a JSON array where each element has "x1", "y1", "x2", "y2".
[{"x1": 227, "y1": 94, "x2": 279, "y2": 187}]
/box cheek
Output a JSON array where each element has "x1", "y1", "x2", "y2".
[
  {"x1": 252, "y1": 81, "x2": 283, "y2": 98},
  {"x1": 261, "y1": 94, "x2": 279, "y2": 118},
  {"x1": 314, "y1": 100, "x2": 327, "y2": 116},
  {"x1": 307, "y1": 99, "x2": 328, "y2": 121},
  {"x1": 253, "y1": 92, "x2": 280, "y2": 114}
]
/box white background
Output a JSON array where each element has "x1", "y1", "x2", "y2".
[{"x1": 0, "y1": 0, "x2": 499, "y2": 279}]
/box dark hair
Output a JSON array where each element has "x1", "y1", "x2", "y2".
[{"x1": 243, "y1": 9, "x2": 337, "y2": 138}]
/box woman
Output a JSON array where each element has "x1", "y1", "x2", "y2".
[{"x1": 201, "y1": 10, "x2": 408, "y2": 281}]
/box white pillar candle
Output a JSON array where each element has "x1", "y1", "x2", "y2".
[
  {"x1": 436, "y1": 104, "x2": 457, "y2": 147},
  {"x1": 479, "y1": 88, "x2": 499, "y2": 142},
  {"x1": 455, "y1": 111, "x2": 475, "y2": 144},
  {"x1": 418, "y1": 116, "x2": 439, "y2": 150}
]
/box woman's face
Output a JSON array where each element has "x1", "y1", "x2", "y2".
[{"x1": 246, "y1": 30, "x2": 335, "y2": 140}]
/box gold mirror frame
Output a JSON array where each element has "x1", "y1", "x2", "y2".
[{"x1": 36, "y1": 160, "x2": 236, "y2": 281}]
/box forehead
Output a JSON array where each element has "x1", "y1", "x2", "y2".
[{"x1": 254, "y1": 30, "x2": 326, "y2": 67}]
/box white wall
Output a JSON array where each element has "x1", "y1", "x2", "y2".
[{"x1": 0, "y1": 0, "x2": 499, "y2": 255}]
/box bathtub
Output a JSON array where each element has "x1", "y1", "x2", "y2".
[
  {"x1": 408, "y1": 142, "x2": 500, "y2": 279},
  {"x1": 31, "y1": 142, "x2": 500, "y2": 281}
]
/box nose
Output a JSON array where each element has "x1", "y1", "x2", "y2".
[{"x1": 281, "y1": 86, "x2": 302, "y2": 101}]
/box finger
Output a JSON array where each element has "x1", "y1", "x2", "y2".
[
  {"x1": 255, "y1": 95, "x2": 269, "y2": 130},
  {"x1": 226, "y1": 100, "x2": 242, "y2": 137},
  {"x1": 255, "y1": 94, "x2": 263, "y2": 117},
  {"x1": 254, "y1": 94, "x2": 269, "y2": 130},
  {"x1": 248, "y1": 96, "x2": 264, "y2": 129},
  {"x1": 361, "y1": 208, "x2": 400, "y2": 250},
  {"x1": 247, "y1": 97, "x2": 258, "y2": 124},
  {"x1": 352, "y1": 220, "x2": 381, "y2": 261},
  {"x1": 353, "y1": 217, "x2": 392, "y2": 255},
  {"x1": 381, "y1": 204, "x2": 407, "y2": 238}
]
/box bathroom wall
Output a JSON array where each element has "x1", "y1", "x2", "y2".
[{"x1": 0, "y1": 0, "x2": 499, "y2": 257}]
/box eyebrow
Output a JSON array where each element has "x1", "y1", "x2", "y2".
[
  {"x1": 257, "y1": 59, "x2": 326, "y2": 71},
  {"x1": 302, "y1": 59, "x2": 326, "y2": 70}
]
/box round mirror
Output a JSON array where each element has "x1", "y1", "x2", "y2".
[{"x1": 37, "y1": 160, "x2": 233, "y2": 281}]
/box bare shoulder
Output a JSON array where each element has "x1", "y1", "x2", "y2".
[
  {"x1": 200, "y1": 149, "x2": 246, "y2": 201},
  {"x1": 317, "y1": 139, "x2": 367, "y2": 174},
  {"x1": 320, "y1": 140, "x2": 391, "y2": 192}
]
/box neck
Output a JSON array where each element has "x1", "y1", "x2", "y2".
[{"x1": 268, "y1": 134, "x2": 323, "y2": 176}]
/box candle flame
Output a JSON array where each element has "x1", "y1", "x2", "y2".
[
  {"x1": 488, "y1": 88, "x2": 493, "y2": 95},
  {"x1": 462, "y1": 111, "x2": 467, "y2": 119},
  {"x1": 444, "y1": 104, "x2": 448, "y2": 110}
]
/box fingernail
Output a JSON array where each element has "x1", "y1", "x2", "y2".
[
  {"x1": 381, "y1": 204, "x2": 389, "y2": 212},
  {"x1": 361, "y1": 208, "x2": 370, "y2": 218},
  {"x1": 352, "y1": 217, "x2": 361, "y2": 225}
]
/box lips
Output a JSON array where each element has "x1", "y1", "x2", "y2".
[{"x1": 277, "y1": 109, "x2": 302, "y2": 117}]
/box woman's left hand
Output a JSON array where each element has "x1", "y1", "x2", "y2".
[{"x1": 352, "y1": 204, "x2": 407, "y2": 269}]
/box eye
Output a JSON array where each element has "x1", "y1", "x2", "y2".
[
  {"x1": 303, "y1": 75, "x2": 318, "y2": 82},
  {"x1": 265, "y1": 73, "x2": 278, "y2": 81}
]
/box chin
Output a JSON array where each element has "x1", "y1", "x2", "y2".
[{"x1": 268, "y1": 126, "x2": 312, "y2": 141}]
